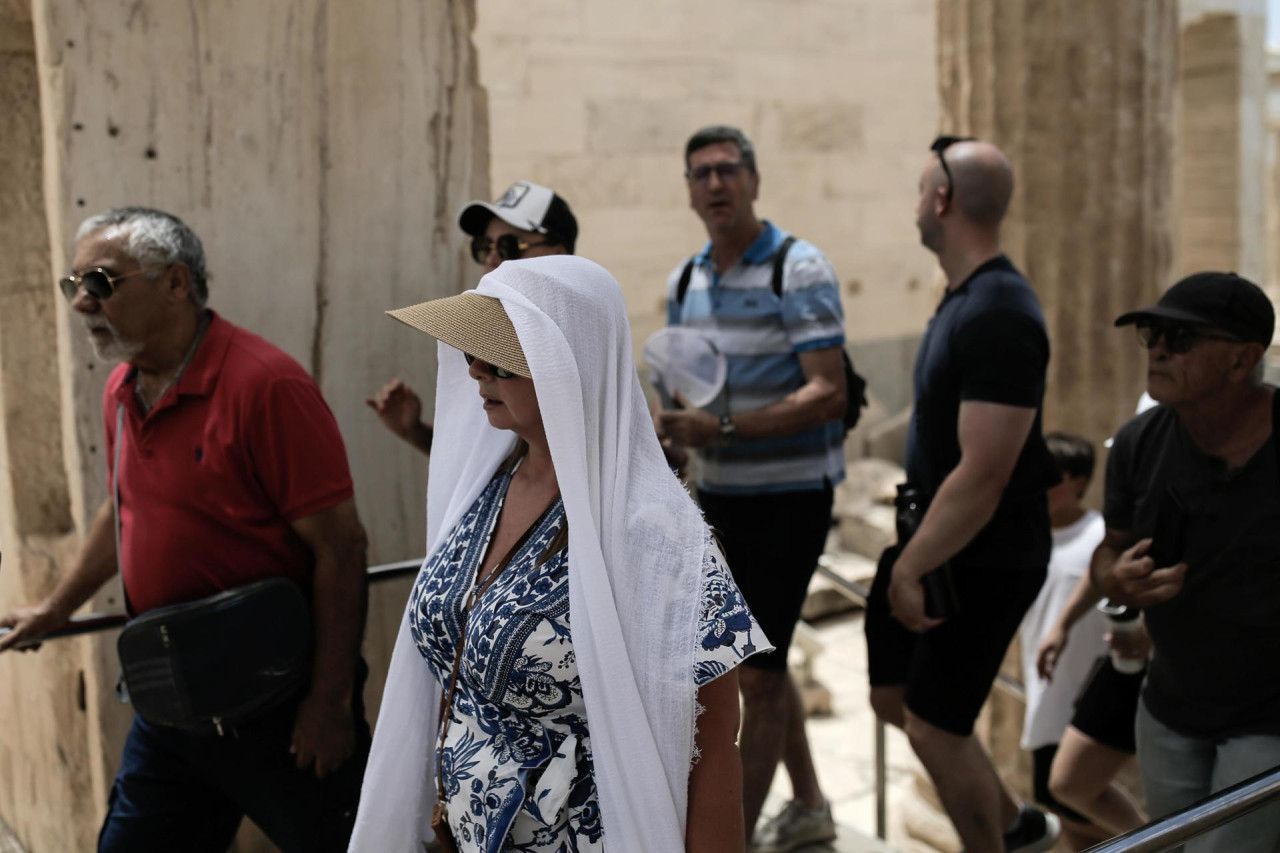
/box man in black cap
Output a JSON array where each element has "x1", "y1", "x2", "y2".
[
  {"x1": 366, "y1": 181, "x2": 579, "y2": 455},
  {"x1": 1095, "y1": 271, "x2": 1280, "y2": 852}
]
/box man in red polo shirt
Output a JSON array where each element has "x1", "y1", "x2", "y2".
[{"x1": 0, "y1": 207, "x2": 370, "y2": 853}]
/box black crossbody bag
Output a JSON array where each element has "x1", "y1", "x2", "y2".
[{"x1": 112, "y1": 403, "x2": 313, "y2": 736}]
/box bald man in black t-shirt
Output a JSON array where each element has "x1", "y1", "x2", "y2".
[{"x1": 865, "y1": 137, "x2": 1061, "y2": 853}]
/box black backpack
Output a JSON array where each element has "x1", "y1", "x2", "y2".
[{"x1": 675, "y1": 235, "x2": 869, "y2": 434}]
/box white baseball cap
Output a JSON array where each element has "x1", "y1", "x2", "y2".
[{"x1": 457, "y1": 181, "x2": 578, "y2": 252}]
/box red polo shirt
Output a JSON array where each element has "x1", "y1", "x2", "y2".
[{"x1": 104, "y1": 311, "x2": 354, "y2": 615}]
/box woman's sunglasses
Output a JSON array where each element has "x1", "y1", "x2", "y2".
[
  {"x1": 463, "y1": 352, "x2": 519, "y2": 379},
  {"x1": 470, "y1": 233, "x2": 552, "y2": 265},
  {"x1": 1135, "y1": 321, "x2": 1242, "y2": 355},
  {"x1": 57, "y1": 265, "x2": 165, "y2": 302}
]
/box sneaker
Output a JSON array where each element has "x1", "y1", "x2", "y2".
[
  {"x1": 1002, "y1": 804, "x2": 1061, "y2": 853},
  {"x1": 958, "y1": 805, "x2": 1060, "y2": 853},
  {"x1": 751, "y1": 799, "x2": 837, "y2": 853}
]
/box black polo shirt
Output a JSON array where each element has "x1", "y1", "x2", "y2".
[
  {"x1": 1105, "y1": 396, "x2": 1280, "y2": 738},
  {"x1": 905, "y1": 255, "x2": 1057, "y2": 569}
]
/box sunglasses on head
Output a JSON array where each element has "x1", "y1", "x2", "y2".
[
  {"x1": 58, "y1": 265, "x2": 165, "y2": 302},
  {"x1": 470, "y1": 233, "x2": 553, "y2": 265},
  {"x1": 685, "y1": 161, "x2": 749, "y2": 185},
  {"x1": 463, "y1": 352, "x2": 519, "y2": 379},
  {"x1": 1135, "y1": 320, "x2": 1242, "y2": 355},
  {"x1": 930, "y1": 135, "x2": 977, "y2": 200}
]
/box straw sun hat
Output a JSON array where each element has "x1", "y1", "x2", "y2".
[{"x1": 387, "y1": 292, "x2": 531, "y2": 378}]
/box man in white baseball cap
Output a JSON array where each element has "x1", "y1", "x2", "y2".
[{"x1": 367, "y1": 181, "x2": 579, "y2": 455}]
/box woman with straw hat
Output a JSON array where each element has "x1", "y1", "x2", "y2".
[{"x1": 349, "y1": 256, "x2": 767, "y2": 853}]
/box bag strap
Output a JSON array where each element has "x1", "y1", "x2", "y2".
[
  {"x1": 434, "y1": 493, "x2": 561, "y2": 805},
  {"x1": 770, "y1": 235, "x2": 797, "y2": 299},
  {"x1": 113, "y1": 404, "x2": 124, "y2": 572},
  {"x1": 675, "y1": 258, "x2": 696, "y2": 307}
]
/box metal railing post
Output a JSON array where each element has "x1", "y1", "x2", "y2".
[{"x1": 875, "y1": 716, "x2": 887, "y2": 840}]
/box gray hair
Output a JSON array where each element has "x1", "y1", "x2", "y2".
[
  {"x1": 684, "y1": 125, "x2": 758, "y2": 173},
  {"x1": 75, "y1": 207, "x2": 209, "y2": 307}
]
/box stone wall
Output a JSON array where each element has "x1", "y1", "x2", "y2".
[
  {"x1": 1177, "y1": 0, "x2": 1268, "y2": 285},
  {"x1": 0, "y1": 1, "x2": 486, "y2": 850},
  {"x1": 472, "y1": 0, "x2": 940, "y2": 414}
]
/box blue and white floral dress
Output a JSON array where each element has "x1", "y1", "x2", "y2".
[{"x1": 409, "y1": 466, "x2": 766, "y2": 853}]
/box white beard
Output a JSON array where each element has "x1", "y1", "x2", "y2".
[{"x1": 84, "y1": 318, "x2": 143, "y2": 363}]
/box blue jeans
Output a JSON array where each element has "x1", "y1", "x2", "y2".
[
  {"x1": 1136, "y1": 697, "x2": 1280, "y2": 853},
  {"x1": 98, "y1": 681, "x2": 370, "y2": 853}
]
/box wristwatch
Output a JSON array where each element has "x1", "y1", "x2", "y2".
[{"x1": 719, "y1": 414, "x2": 738, "y2": 445}]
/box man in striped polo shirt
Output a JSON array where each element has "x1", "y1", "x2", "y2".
[{"x1": 656, "y1": 125, "x2": 847, "y2": 853}]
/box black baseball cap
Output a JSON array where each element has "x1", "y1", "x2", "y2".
[
  {"x1": 1115, "y1": 271, "x2": 1275, "y2": 346},
  {"x1": 457, "y1": 180, "x2": 578, "y2": 253}
]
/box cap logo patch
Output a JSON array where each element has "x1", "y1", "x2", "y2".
[{"x1": 496, "y1": 182, "x2": 531, "y2": 209}]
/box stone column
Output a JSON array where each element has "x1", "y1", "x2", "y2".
[
  {"x1": 0, "y1": 2, "x2": 487, "y2": 850},
  {"x1": 1264, "y1": 50, "x2": 1280, "y2": 306},
  {"x1": 937, "y1": 0, "x2": 1177, "y2": 457},
  {"x1": 1176, "y1": 0, "x2": 1268, "y2": 284},
  {"x1": 919, "y1": 2, "x2": 1177, "y2": 848}
]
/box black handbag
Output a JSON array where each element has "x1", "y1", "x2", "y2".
[
  {"x1": 110, "y1": 400, "x2": 311, "y2": 736},
  {"x1": 117, "y1": 577, "x2": 312, "y2": 736}
]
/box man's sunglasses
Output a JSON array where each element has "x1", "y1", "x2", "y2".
[
  {"x1": 686, "y1": 161, "x2": 749, "y2": 185},
  {"x1": 58, "y1": 265, "x2": 165, "y2": 302},
  {"x1": 930, "y1": 135, "x2": 977, "y2": 200},
  {"x1": 463, "y1": 352, "x2": 519, "y2": 379},
  {"x1": 1135, "y1": 321, "x2": 1242, "y2": 355},
  {"x1": 470, "y1": 233, "x2": 553, "y2": 265}
]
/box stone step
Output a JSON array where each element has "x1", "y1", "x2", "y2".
[{"x1": 784, "y1": 822, "x2": 899, "y2": 852}]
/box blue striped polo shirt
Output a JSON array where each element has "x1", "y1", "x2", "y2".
[{"x1": 666, "y1": 221, "x2": 846, "y2": 494}]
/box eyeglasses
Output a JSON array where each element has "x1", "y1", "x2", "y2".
[
  {"x1": 463, "y1": 352, "x2": 519, "y2": 379},
  {"x1": 58, "y1": 265, "x2": 165, "y2": 302},
  {"x1": 930, "y1": 135, "x2": 977, "y2": 200},
  {"x1": 686, "y1": 161, "x2": 749, "y2": 185},
  {"x1": 1135, "y1": 321, "x2": 1242, "y2": 355},
  {"x1": 470, "y1": 234, "x2": 552, "y2": 265}
]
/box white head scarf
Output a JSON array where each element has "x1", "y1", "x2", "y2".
[{"x1": 350, "y1": 256, "x2": 710, "y2": 852}]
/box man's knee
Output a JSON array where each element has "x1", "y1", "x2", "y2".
[
  {"x1": 903, "y1": 707, "x2": 968, "y2": 762},
  {"x1": 869, "y1": 685, "x2": 905, "y2": 729},
  {"x1": 738, "y1": 665, "x2": 788, "y2": 709}
]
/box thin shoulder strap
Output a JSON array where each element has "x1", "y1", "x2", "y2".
[
  {"x1": 113, "y1": 404, "x2": 125, "y2": 579},
  {"x1": 675, "y1": 258, "x2": 696, "y2": 307},
  {"x1": 771, "y1": 235, "x2": 797, "y2": 299}
]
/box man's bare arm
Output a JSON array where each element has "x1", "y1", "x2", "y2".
[
  {"x1": 0, "y1": 498, "x2": 118, "y2": 652},
  {"x1": 888, "y1": 400, "x2": 1036, "y2": 632},
  {"x1": 289, "y1": 497, "x2": 368, "y2": 778},
  {"x1": 657, "y1": 346, "x2": 846, "y2": 447}
]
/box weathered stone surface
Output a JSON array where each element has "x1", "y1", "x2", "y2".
[
  {"x1": 473, "y1": 0, "x2": 943, "y2": 392},
  {"x1": 0, "y1": 2, "x2": 485, "y2": 850},
  {"x1": 1177, "y1": 1, "x2": 1268, "y2": 284}
]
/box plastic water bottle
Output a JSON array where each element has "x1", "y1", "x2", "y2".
[{"x1": 1097, "y1": 601, "x2": 1147, "y2": 674}]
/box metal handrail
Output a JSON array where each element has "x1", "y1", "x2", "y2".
[
  {"x1": 1082, "y1": 765, "x2": 1280, "y2": 852},
  {"x1": 0, "y1": 557, "x2": 425, "y2": 647}
]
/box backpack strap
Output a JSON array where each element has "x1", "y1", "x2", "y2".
[
  {"x1": 770, "y1": 235, "x2": 798, "y2": 299},
  {"x1": 675, "y1": 258, "x2": 696, "y2": 307}
]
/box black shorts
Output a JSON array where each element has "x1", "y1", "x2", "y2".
[
  {"x1": 1032, "y1": 744, "x2": 1090, "y2": 824},
  {"x1": 698, "y1": 486, "x2": 833, "y2": 671},
  {"x1": 1070, "y1": 656, "x2": 1143, "y2": 754},
  {"x1": 865, "y1": 544, "x2": 1046, "y2": 736}
]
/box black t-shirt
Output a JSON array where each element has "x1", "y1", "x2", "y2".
[
  {"x1": 1104, "y1": 395, "x2": 1280, "y2": 738},
  {"x1": 905, "y1": 255, "x2": 1057, "y2": 569}
]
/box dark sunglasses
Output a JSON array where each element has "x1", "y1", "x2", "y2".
[
  {"x1": 463, "y1": 352, "x2": 519, "y2": 379},
  {"x1": 57, "y1": 265, "x2": 165, "y2": 302},
  {"x1": 1135, "y1": 321, "x2": 1242, "y2": 355},
  {"x1": 470, "y1": 233, "x2": 553, "y2": 265},
  {"x1": 930, "y1": 135, "x2": 977, "y2": 200},
  {"x1": 685, "y1": 161, "x2": 749, "y2": 185}
]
